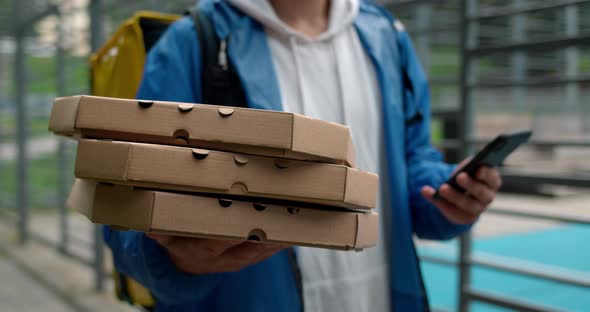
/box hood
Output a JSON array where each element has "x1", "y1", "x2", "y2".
[{"x1": 226, "y1": 0, "x2": 359, "y2": 41}]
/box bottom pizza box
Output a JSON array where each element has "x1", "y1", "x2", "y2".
[{"x1": 68, "y1": 179, "x2": 379, "y2": 250}]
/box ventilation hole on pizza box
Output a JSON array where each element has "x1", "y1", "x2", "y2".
[
  {"x1": 253, "y1": 203, "x2": 267, "y2": 212},
  {"x1": 247, "y1": 229, "x2": 267, "y2": 242},
  {"x1": 192, "y1": 148, "x2": 210, "y2": 160},
  {"x1": 177, "y1": 104, "x2": 194, "y2": 112},
  {"x1": 274, "y1": 159, "x2": 290, "y2": 169},
  {"x1": 234, "y1": 154, "x2": 249, "y2": 165},
  {"x1": 218, "y1": 199, "x2": 233, "y2": 208},
  {"x1": 230, "y1": 182, "x2": 248, "y2": 194},
  {"x1": 138, "y1": 100, "x2": 153, "y2": 108},
  {"x1": 287, "y1": 207, "x2": 301, "y2": 215},
  {"x1": 173, "y1": 129, "x2": 190, "y2": 144},
  {"x1": 218, "y1": 107, "x2": 235, "y2": 117}
]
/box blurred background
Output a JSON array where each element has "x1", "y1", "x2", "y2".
[{"x1": 0, "y1": 0, "x2": 588, "y2": 311}]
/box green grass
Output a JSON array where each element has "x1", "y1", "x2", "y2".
[
  {"x1": 0, "y1": 152, "x2": 75, "y2": 210},
  {"x1": 430, "y1": 55, "x2": 458, "y2": 77},
  {"x1": 427, "y1": 45, "x2": 513, "y2": 79},
  {"x1": 431, "y1": 119, "x2": 444, "y2": 144},
  {"x1": 29, "y1": 117, "x2": 50, "y2": 138},
  {"x1": 580, "y1": 52, "x2": 590, "y2": 73},
  {"x1": 428, "y1": 46, "x2": 462, "y2": 78},
  {"x1": 4, "y1": 55, "x2": 88, "y2": 95},
  {"x1": 0, "y1": 116, "x2": 51, "y2": 143}
]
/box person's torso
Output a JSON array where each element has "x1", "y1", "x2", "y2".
[
  {"x1": 266, "y1": 23, "x2": 391, "y2": 312},
  {"x1": 152, "y1": 0, "x2": 427, "y2": 310}
]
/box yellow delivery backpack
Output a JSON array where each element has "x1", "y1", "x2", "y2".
[
  {"x1": 91, "y1": 11, "x2": 178, "y2": 310},
  {"x1": 90, "y1": 11, "x2": 179, "y2": 99},
  {"x1": 90, "y1": 9, "x2": 247, "y2": 310}
]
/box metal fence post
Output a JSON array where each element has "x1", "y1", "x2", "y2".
[
  {"x1": 90, "y1": 0, "x2": 105, "y2": 292},
  {"x1": 458, "y1": 233, "x2": 473, "y2": 312},
  {"x1": 56, "y1": 9, "x2": 69, "y2": 256},
  {"x1": 0, "y1": 33, "x2": 4, "y2": 213},
  {"x1": 13, "y1": 0, "x2": 29, "y2": 245},
  {"x1": 458, "y1": 0, "x2": 476, "y2": 311},
  {"x1": 564, "y1": 4, "x2": 582, "y2": 129},
  {"x1": 510, "y1": 0, "x2": 527, "y2": 113},
  {"x1": 415, "y1": 3, "x2": 432, "y2": 73}
]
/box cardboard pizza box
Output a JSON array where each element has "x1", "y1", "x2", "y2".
[
  {"x1": 74, "y1": 139, "x2": 378, "y2": 211},
  {"x1": 49, "y1": 95, "x2": 355, "y2": 166},
  {"x1": 68, "y1": 180, "x2": 378, "y2": 250}
]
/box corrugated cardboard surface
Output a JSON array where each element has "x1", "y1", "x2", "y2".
[
  {"x1": 49, "y1": 95, "x2": 355, "y2": 166},
  {"x1": 70, "y1": 182, "x2": 378, "y2": 250},
  {"x1": 354, "y1": 213, "x2": 380, "y2": 249},
  {"x1": 75, "y1": 139, "x2": 378, "y2": 210},
  {"x1": 291, "y1": 115, "x2": 355, "y2": 166},
  {"x1": 49, "y1": 96, "x2": 81, "y2": 134},
  {"x1": 67, "y1": 179, "x2": 96, "y2": 218}
]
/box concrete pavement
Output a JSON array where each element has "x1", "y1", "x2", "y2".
[
  {"x1": 0, "y1": 251, "x2": 75, "y2": 312},
  {"x1": 0, "y1": 217, "x2": 137, "y2": 312}
]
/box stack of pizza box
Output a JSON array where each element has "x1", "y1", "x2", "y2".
[{"x1": 49, "y1": 95, "x2": 379, "y2": 250}]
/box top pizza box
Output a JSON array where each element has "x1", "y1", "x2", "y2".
[{"x1": 49, "y1": 95, "x2": 355, "y2": 166}]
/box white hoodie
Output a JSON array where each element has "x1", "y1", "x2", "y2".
[{"x1": 227, "y1": 1, "x2": 391, "y2": 311}]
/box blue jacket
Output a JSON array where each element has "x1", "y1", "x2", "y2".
[{"x1": 104, "y1": 1, "x2": 470, "y2": 311}]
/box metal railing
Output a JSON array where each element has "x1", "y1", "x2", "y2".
[
  {"x1": 4, "y1": 0, "x2": 198, "y2": 295},
  {"x1": 459, "y1": 0, "x2": 590, "y2": 310},
  {"x1": 4, "y1": 0, "x2": 590, "y2": 310},
  {"x1": 467, "y1": 0, "x2": 588, "y2": 310},
  {"x1": 387, "y1": 0, "x2": 590, "y2": 311},
  {"x1": 8, "y1": 0, "x2": 106, "y2": 292}
]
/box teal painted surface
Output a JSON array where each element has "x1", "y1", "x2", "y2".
[{"x1": 419, "y1": 225, "x2": 590, "y2": 311}]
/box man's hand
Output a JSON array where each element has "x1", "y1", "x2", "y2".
[
  {"x1": 148, "y1": 234, "x2": 286, "y2": 274},
  {"x1": 420, "y1": 158, "x2": 502, "y2": 225}
]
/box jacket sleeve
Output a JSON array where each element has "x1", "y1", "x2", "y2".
[
  {"x1": 104, "y1": 229, "x2": 223, "y2": 305},
  {"x1": 103, "y1": 17, "x2": 222, "y2": 305},
  {"x1": 397, "y1": 27, "x2": 473, "y2": 240}
]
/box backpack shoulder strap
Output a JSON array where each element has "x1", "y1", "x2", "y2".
[
  {"x1": 188, "y1": 8, "x2": 247, "y2": 107},
  {"x1": 390, "y1": 18, "x2": 424, "y2": 127}
]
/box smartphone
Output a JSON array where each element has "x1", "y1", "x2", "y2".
[{"x1": 434, "y1": 129, "x2": 533, "y2": 199}]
